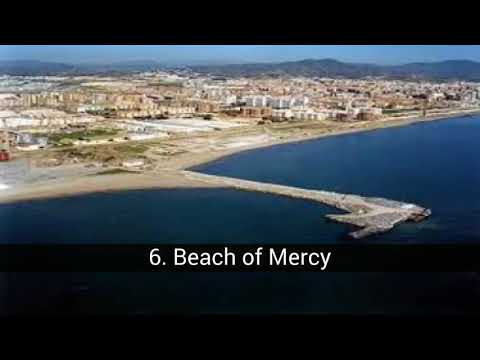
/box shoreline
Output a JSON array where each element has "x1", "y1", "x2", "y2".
[
  {"x1": 179, "y1": 108, "x2": 480, "y2": 170},
  {"x1": 0, "y1": 171, "x2": 218, "y2": 205},
  {"x1": 1, "y1": 108, "x2": 479, "y2": 204}
]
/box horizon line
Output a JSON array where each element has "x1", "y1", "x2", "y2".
[{"x1": 1, "y1": 57, "x2": 480, "y2": 67}]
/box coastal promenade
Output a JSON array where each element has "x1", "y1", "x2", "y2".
[{"x1": 181, "y1": 170, "x2": 431, "y2": 239}]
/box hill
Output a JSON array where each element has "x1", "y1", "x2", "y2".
[
  {"x1": 3, "y1": 58, "x2": 480, "y2": 81},
  {"x1": 190, "y1": 59, "x2": 480, "y2": 81}
]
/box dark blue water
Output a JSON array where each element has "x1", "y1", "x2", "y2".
[
  {"x1": 194, "y1": 115, "x2": 480, "y2": 243},
  {"x1": 2, "y1": 115, "x2": 480, "y2": 315},
  {"x1": 0, "y1": 189, "x2": 346, "y2": 244}
]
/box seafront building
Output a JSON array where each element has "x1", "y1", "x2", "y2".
[{"x1": 0, "y1": 70, "x2": 479, "y2": 155}]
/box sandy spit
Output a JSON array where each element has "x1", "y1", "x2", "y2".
[{"x1": 0, "y1": 172, "x2": 217, "y2": 205}]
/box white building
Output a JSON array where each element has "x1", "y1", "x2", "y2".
[
  {"x1": 224, "y1": 95, "x2": 237, "y2": 106},
  {"x1": 122, "y1": 159, "x2": 145, "y2": 168},
  {"x1": 244, "y1": 95, "x2": 270, "y2": 107},
  {"x1": 77, "y1": 105, "x2": 105, "y2": 113},
  {"x1": 272, "y1": 109, "x2": 293, "y2": 119},
  {"x1": 293, "y1": 97, "x2": 309, "y2": 107},
  {"x1": 128, "y1": 133, "x2": 167, "y2": 141},
  {"x1": 293, "y1": 111, "x2": 327, "y2": 121},
  {"x1": 270, "y1": 97, "x2": 295, "y2": 109},
  {"x1": 0, "y1": 116, "x2": 98, "y2": 129}
]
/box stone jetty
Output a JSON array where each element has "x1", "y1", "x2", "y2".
[{"x1": 182, "y1": 170, "x2": 431, "y2": 239}]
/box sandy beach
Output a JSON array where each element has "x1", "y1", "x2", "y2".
[
  {"x1": 159, "y1": 108, "x2": 480, "y2": 170},
  {"x1": 0, "y1": 171, "x2": 217, "y2": 204},
  {"x1": 1, "y1": 108, "x2": 479, "y2": 204}
]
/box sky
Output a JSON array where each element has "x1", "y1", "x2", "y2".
[{"x1": 1, "y1": 45, "x2": 480, "y2": 65}]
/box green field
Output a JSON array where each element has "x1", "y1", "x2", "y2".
[
  {"x1": 113, "y1": 144, "x2": 149, "y2": 154},
  {"x1": 48, "y1": 129, "x2": 119, "y2": 144}
]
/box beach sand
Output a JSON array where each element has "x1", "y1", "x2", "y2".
[
  {"x1": 1, "y1": 108, "x2": 479, "y2": 204},
  {"x1": 0, "y1": 171, "x2": 217, "y2": 204}
]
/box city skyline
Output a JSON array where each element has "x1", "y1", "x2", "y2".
[{"x1": 2, "y1": 45, "x2": 480, "y2": 65}]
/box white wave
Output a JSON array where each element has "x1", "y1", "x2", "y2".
[{"x1": 0, "y1": 183, "x2": 10, "y2": 191}]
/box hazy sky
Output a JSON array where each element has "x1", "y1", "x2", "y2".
[{"x1": 1, "y1": 45, "x2": 480, "y2": 65}]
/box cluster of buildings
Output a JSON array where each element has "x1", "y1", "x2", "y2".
[{"x1": 1, "y1": 70, "x2": 480, "y2": 159}]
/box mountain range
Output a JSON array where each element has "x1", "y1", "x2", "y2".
[
  {"x1": 2, "y1": 58, "x2": 480, "y2": 81},
  {"x1": 0, "y1": 60, "x2": 165, "y2": 76},
  {"x1": 190, "y1": 59, "x2": 480, "y2": 81}
]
